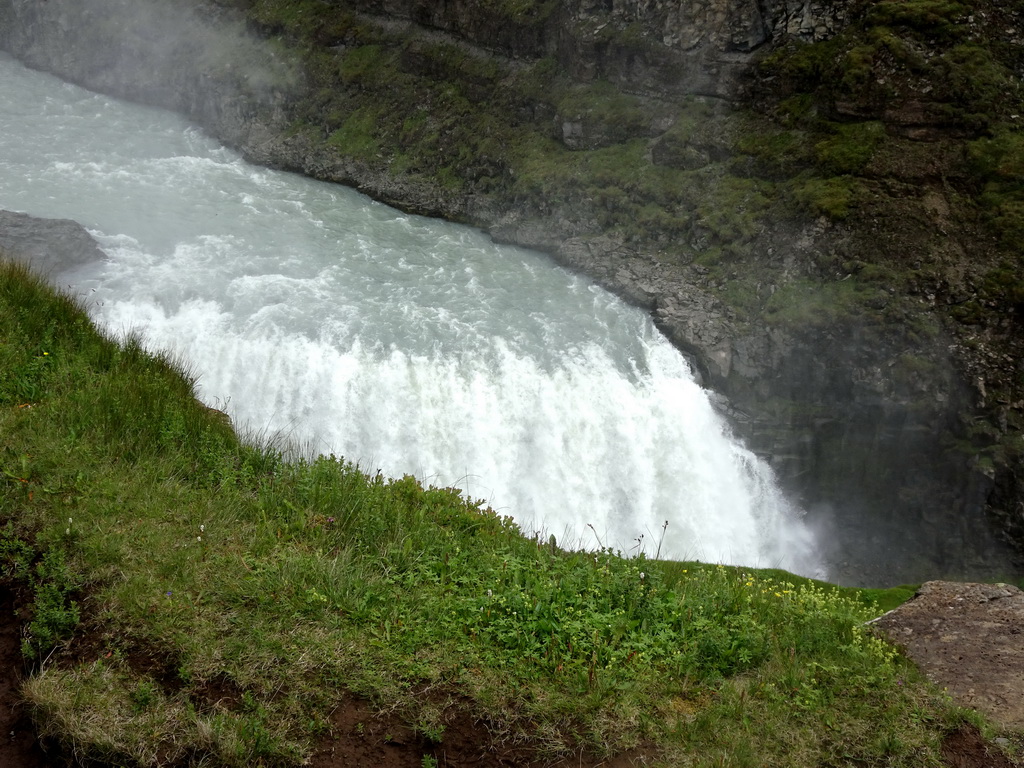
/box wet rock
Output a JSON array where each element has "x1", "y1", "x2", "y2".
[{"x1": 0, "y1": 210, "x2": 105, "y2": 275}]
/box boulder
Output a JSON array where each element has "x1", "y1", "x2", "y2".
[{"x1": 0, "y1": 210, "x2": 105, "y2": 275}]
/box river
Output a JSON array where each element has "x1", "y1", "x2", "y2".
[{"x1": 0, "y1": 52, "x2": 822, "y2": 576}]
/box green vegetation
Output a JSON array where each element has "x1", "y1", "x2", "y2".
[
  {"x1": 6, "y1": 0, "x2": 1024, "y2": 756},
  {"x1": 755, "y1": 0, "x2": 1024, "y2": 216},
  {"x1": 813, "y1": 122, "x2": 886, "y2": 176},
  {"x1": 969, "y1": 127, "x2": 1024, "y2": 252},
  {"x1": 327, "y1": 106, "x2": 382, "y2": 157},
  {"x1": 0, "y1": 258, "x2": 1005, "y2": 765}
]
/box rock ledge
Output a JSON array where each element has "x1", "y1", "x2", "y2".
[{"x1": 873, "y1": 580, "x2": 1024, "y2": 730}]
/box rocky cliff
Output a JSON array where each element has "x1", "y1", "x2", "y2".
[{"x1": 1, "y1": 0, "x2": 1021, "y2": 585}]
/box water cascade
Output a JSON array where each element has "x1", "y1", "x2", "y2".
[{"x1": 0, "y1": 53, "x2": 822, "y2": 576}]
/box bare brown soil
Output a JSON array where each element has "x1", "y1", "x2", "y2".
[
  {"x1": 0, "y1": 587, "x2": 50, "y2": 768},
  {"x1": 942, "y1": 724, "x2": 1019, "y2": 768},
  {"x1": 309, "y1": 694, "x2": 650, "y2": 768}
]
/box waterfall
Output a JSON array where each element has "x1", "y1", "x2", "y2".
[{"x1": 0, "y1": 52, "x2": 823, "y2": 576}]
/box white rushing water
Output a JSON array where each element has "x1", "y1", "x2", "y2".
[{"x1": 0, "y1": 53, "x2": 822, "y2": 575}]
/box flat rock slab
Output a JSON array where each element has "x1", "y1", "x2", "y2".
[
  {"x1": 872, "y1": 581, "x2": 1024, "y2": 730},
  {"x1": 0, "y1": 209, "x2": 105, "y2": 276}
]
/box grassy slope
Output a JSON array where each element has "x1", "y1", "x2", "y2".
[{"x1": 0, "y1": 257, "x2": 1006, "y2": 765}]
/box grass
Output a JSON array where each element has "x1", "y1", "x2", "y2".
[{"x1": 0, "y1": 257, "x2": 1003, "y2": 766}]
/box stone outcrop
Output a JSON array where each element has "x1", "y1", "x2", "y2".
[
  {"x1": 0, "y1": 0, "x2": 1020, "y2": 585},
  {"x1": 0, "y1": 211, "x2": 106, "y2": 275},
  {"x1": 339, "y1": 0, "x2": 849, "y2": 98},
  {"x1": 872, "y1": 581, "x2": 1024, "y2": 730}
]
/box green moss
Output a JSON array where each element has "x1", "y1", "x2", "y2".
[
  {"x1": 866, "y1": 0, "x2": 967, "y2": 38},
  {"x1": 553, "y1": 80, "x2": 658, "y2": 143},
  {"x1": 711, "y1": 276, "x2": 763, "y2": 320},
  {"x1": 695, "y1": 175, "x2": 774, "y2": 247},
  {"x1": 988, "y1": 200, "x2": 1024, "y2": 250},
  {"x1": 408, "y1": 41, "x2": 502, "y2": 85},
  {"x1": 978, "y1": 258, "x2": 1024, "y2": 310},
  {"x1": 327, "y1": 107, "x2": 381, "y2": 159},
  {"x1": 778, "y1": 93, "x2": 817, "y2": 126},
  {"x1": 732, "y1": 122, "x2": 813, "y2": 178},
  {"x1": 757, "y1": 37, "x2": 837, "y2": 91},
  {"x1": 935, "y1": 45, "x2": 1018, "y2": 128},
  {"x1": 969, "y1": 127, "x2": 1024, "y2": 248},
  {"x1": 614, "y1": 21, "x2": 650, "y2": 52},
  {"x1": 338, "y1": 44, "x2": 391, "y2": 86},
  {"x1": 892, "y1": 352, "x2": 941, "y2": 390},
  {"x1": 787, "y1": 175, "x2": 863, "y2": 220},
  {"x1": 763, "y1": 276, "x2": 881, "y2": 329},
  {"x1": 250, "y1": 0, "x2": 346, "y2": 39},
  {"x1": 651, "y1": 99, "x2": 737, "y2": 172},
  {"x1": 838, "y1": 42, "x2": 882, "y2": 94},
  {"x1": 970, "y1": 128, "x2": 1024, "y2": 180},
  {"x1": 814, "y1": 121, "x2": 886, "y2": 175},
  {"x1": 758, "y1": 0, "x2": 1021, "y2": 131},
  {"x1": 511, "y1": 56, "x2": 558, "y2": 103}
]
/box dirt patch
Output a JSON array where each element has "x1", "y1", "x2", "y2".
[
  {"x1": 872, "y1": 581, "x2": 1024, "y2": 731},
  {"x1": 310, "y1": 695, "x2": 650, "y2": 768},
  {"x1": 942, "y1": 724, "x2": 1019, "y2": 768},
  {"x1": 0, "y1": 586, "x2": 49, "y2": 768},
  {"x1": 309, "y1": 692, "x2": 1023, "y2": 768}
]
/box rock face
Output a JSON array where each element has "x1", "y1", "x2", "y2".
[
  {"x1": 556, "y1": 0, "x2": 849, "y2": 97},
  {"x1": 872, "y1": 581, "x2": 1024, "y2": 730},
  {"x1": 0, "y1": 211, "x2": 106, "y2": 275},
  {"x1": 0, "y1": 0, "x2": 1020, "y2": 585},
  {"x1": 341, "y1": 0, "x2": 849, "y2": 98}
]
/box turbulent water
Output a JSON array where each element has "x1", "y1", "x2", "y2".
[{"x1": 0, "y1": 53, "x2": 823, "y2": 575}]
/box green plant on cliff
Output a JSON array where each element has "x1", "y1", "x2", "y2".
[
  {"x1": 969, "y1": 126, "x2": 1024, "y2": 251},
  {"x1": 20, "y1": 547, "x2": 80, "y2": 663},
  {"x1": 787, "y1": 174, "x2": 863, "y2": 220},
  {"x1": 0, "y1": 257, "x2": 1000, "y2": 766},
  {"x1": 741, "y1": 0, "x2": 1024, "y2": 473},
  {"x1": 814, "y1": 121, "x2": 886, "y2": 175}
]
